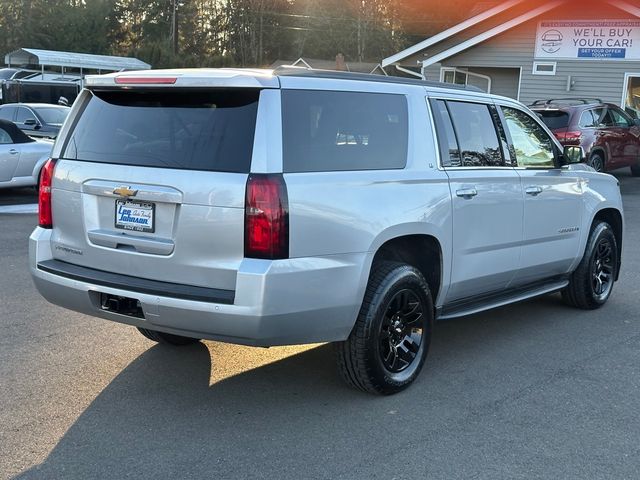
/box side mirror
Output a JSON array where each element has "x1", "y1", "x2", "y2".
[
  {"x1": 563, "y1": 146, "x2": 583, "y2": 164},
  {"x1": 23, "y1": 118, "x2": 37, "y2": 126}
]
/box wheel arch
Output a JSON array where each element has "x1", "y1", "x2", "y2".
[
  {"x1": 369, "y1": 233, "x2": 445, "y2": 307},
  {"x1": 589, "y1": 146, "x2": 607, "y2": 168}
]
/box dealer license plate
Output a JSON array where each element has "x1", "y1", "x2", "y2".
[{"x1": 115, "y1": 199, "x2": 155, "y2": 233}]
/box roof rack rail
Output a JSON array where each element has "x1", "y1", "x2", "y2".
[
  {"x1": 272, "y1": 66, "x2": 484, "y2": 92},
  {"x1": 531, "y1": 97, "x2": 603, "y2": 106}
]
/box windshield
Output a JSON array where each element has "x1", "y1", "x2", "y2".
[
  {"x1": 62, "y1": 89, "x2": 259, "y2": 173},
  {"x1": 535, "y1": 111, "x2": 570, "y2": 130},
  {"x1": 34, "y1": 106, "x2": 70, "y2": 125}
]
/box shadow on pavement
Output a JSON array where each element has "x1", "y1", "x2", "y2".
[{"x1": 13, "y1": 294, "x2": 584, "y2": 479}]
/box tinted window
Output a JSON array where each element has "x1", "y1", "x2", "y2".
[
  {"x1": 0, "y1": 106, "x2": 16, "y2": 121},
  {"x1": 62, "y1": 89, "x2": 259, "y2": 173},
  {"x1": 16, "y1": 107, "x2": 36, "y2": 124},
  {"x1": 0, "y1": 127, "x2": 12, "y2": 144},
  {"x1": 536, "y1": 111, "x2": 570, "y2": 130},
  {"x1": 503, "y1": 107, "x2": 555, "y2": 168},
  {"x1": 432, "y1": 100, "x2": 461, "y2": 167},
  {"x1": 447, "y1": 101, "x2": 504, "y2": 167},
  {"x1": 282, "y1": 90, "x2": 408, "y2": 172}
]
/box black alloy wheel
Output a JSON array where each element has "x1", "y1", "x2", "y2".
[
  {"x1": 379, "y1": 289, "x2": 425, "y2": 373},
  {"x1": 591, "y1": 237, "x2": 614, "y2": 302},
  {"x1": 589, "y1": 153, "x2": 605, "y2": 172}
]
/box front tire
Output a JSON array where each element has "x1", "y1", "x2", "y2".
[
  {"x1": 137, "y1": 327, "x2": 200, "y2": 346},
  {"x1": 335, "y1": 262, "x2": 434, "y2": 395},
  {"x1": 562, "y1": 222, "x2": 618, "y2": 310}
]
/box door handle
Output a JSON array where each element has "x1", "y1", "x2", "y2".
[
  {"x1": 525, "y1": 186, "x2": 543, "y2": 196},
  {"x1": 456, "y1": 188, "x2": 478, "y2": 198},
  {"x1": 8, "y1": 149, "x2": 18, "y2": 155}
]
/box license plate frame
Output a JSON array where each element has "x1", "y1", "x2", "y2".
[{"x1": 114, "y1": 199, "x2": 155, "y2": 233}]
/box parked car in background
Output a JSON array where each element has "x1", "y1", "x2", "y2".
[
  {"x1": 0, "y1": 103, "x2": 70, "y2": 139},
  {"x1": 0, "y1": 119, "x2": 52, "y2": 189},
  {"x1": 530, "y1": 98, "x2": 640, "y2": 175}
]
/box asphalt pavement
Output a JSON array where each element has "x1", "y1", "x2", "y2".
[{"x1": 1, "y1": 173, "x2": 639, "y2": 479}]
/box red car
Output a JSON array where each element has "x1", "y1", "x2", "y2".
[{"x1": 531, "y1": 98, "x2": 640, "y2": 175}]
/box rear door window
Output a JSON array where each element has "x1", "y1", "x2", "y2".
[
  {"x1": 446, "y1": 101, "x2": 504, "y2": 167},
  {"x1": 62, "y1": 89, "x2": 260, "y2": 173},
  {"x1": 282, "y1": 90, "x2": 408, "y2": 172}
]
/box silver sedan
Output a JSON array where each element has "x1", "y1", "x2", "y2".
[{"x1": 0, "y1": 119, "x2": 52, "y2": 189}]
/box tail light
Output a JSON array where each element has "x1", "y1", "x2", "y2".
[
  {"x1": 244, "y1": 174, "x2": 289, "y2": 259},
  {"x1": 38, "y1": 158, "x2": 57, "y2": 228},
  {"x1": 555, "y1": 130, "x2": 582, "y2": 144}
]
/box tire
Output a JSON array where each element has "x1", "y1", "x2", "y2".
[
  {"x1": 588, "y1": 152, "x2": 605, "y2": 172},
  {"x1": 137, "y1": 327, "x2": 200, "y2": 346},
  {"x1": 562, "y1": 222, "x2": 618, "y2": 310},
  {"x1": 334, "y1": 262, "x2": 434, "y2": 395},
  {"x1": 631, "y1": 163, "x2": 640, "y2": 177}
]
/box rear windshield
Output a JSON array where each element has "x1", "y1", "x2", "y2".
[
  {"x1": 535, "y1": 111, "x2": 570, "y2": 130},
  {"x1": 62, "y1": 89, "x2": 260, "y2": 173},
  {"x1": 282, "y1": 90, "x2": 408, "y2": 172}
]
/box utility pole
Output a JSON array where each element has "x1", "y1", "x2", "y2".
[{"x1": 171, "y1": 0, "x2": 179, "y2": 55}]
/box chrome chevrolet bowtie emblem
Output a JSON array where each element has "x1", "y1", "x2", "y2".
[{"x1": 113, "y1": 186, "x2": 138, "y2": 197}]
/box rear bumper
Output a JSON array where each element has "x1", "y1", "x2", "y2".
[{"x1": 30, "y1": 227, "x2": 369, "y2": 347}]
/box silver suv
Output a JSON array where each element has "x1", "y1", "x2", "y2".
[{"x1": 30, "y1": 68, "x2": 624, "y2": 394}]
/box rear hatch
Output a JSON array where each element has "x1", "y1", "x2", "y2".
[
  {"x1": 533, "y1": 108, "x2": 571, "y2": 140},
  {"x1": 49, "y1": 84, "x2": 264, "y2": 292}
]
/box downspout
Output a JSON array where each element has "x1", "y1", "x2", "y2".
[{"x1": 394, "y1": 64, "x2": 424, "y2": 79}]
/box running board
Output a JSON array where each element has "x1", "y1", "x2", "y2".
[{"x1": 438, "y1": 279, "x2": 569, "y2": 320}]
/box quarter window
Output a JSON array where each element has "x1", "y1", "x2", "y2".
[
  {"x1": 579, "y1": 110, "x2": 598, "y2": 128},
  {"x1": 282, "y1": 90, "x2": 408, "y2": 172},
  {"x1": 502, "y1": 107, "x2": 555, "y2": 168},
  {"x1": 0, "y1": 127, "x2": 12, "y2": 144},
  {"x1": 446, "y1": 101, "x2": 504, "y2": 167}
]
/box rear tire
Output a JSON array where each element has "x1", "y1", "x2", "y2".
[
  {"x1": 334, "y1": 261, "x2": 434, "y2": 395},
  {"x1": 137, "y1": 327, "x2": 200, "y2": 346},
  {"x1": 588, "y1": 152, "x2": 605, "y2": 172},
  {"x1": 562, "y1": 221, "x2": 618, "y2": 310}
]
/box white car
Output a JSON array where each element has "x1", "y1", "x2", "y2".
[{"x1": 0, "y1": 119, "x2": 52, "y2": 189}]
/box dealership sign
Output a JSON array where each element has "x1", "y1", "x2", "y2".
[{"x1": 535, "y1": 20, "x2": 640, "y2": 60}]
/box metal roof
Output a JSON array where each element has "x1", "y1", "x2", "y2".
[{"x1": 5, "y1": 48, "x2": 150, "y2": 71}]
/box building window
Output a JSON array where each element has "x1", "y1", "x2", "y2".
[
  {"x1": 440, "y1": 67, "x2": 491, "y2": 93},
  {"x1": 532, "y1": 62, "x2": 556, "y2": 76}
]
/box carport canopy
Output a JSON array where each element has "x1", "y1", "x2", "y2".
[{"x1": 4, "y1": 48, "x2": 150, "y2": 72}]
